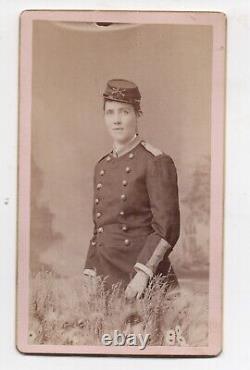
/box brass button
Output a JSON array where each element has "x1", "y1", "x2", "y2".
[
  {"x1": 96, "y1": 212, "x2": 101, "y2": 218},
  {"x1": 100, "y1": 169, "x2": 105, "y2": 176},
  {"x1": 121, "y1": 194, "x2": 127, "y2": 201},
  {"x1": 91, "y1": 240, "x2": 96, "y2": 246},
  {"x1": 122, "y1": 180, "x2": 128, "y2": 186},
  {"x1": 125, "y1": 166, "x2": 131, "y2": 173},
  {"x1": 95, "y1": 198, "x2": 100, "y2": 205},
  {"x1": 106, "y1": 156, "x2": 111, "y2": 162},
  {"x1": 122, "y1": 225, "x2": 128, "y2": 232},
  {"x1": 124, "y1": 239, "x2": 130, "y2": 246},
  {"x1": 129, "y1": 153, "x2": 134, "y2": 159},
  {"x1": 119, "y1": 210, "x2": 125, "y2": 216},
  {"x1": 98, "y1": 227, "x2": 104, "y2": 233},
  {"x1": 97, "y1": 183, "x2": 102, "y2": 190}
]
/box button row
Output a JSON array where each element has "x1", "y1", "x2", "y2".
[
  {"x1": 98, "y1": 166, "x2": 131, "y2": 176},
  {"x1": 92, "y1": 151, "x2": 134, "y2": 248},
  {"x1": 93, "y1": 235, "x2": 130, "y2": 246},
  {"x1": 97, "y1": 176, "x2": 130, "y2": 191},
  {"x1": 105, "y1": 153, "x2": 135, "y2": 162},
  {"x1": 97, "y1": 224, "x2": 128, "y2": 232},
  {"x1": 93, "y1": 239, "x2": 130, "y2": 246},
  {"x1": 94, "y1": 208, "x2": 125, "y2": 217},
  {"x1": 97, "y1": 181, "x2": 128, "y2": 190},
  {"x1": 96, "y1": 191, "x2": 127, "y2": 201}
]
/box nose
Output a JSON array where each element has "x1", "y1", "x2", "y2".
[{"x1": 113, "y1": 113, "x2": 121, "y2": 125}]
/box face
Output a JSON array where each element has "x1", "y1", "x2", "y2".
[{"x1": 104, "y1": 100, "x2": 138, "y2": 145}]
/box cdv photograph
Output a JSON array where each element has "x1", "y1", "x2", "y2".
[{"x1": 17, "y1": 10, "x2": 226, "y2": 356}]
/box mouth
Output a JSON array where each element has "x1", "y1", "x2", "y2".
[{"x1": 112, "y1": 128, "x2": 124, "y2": 131}]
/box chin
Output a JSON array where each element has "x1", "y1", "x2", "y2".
[{"x1": 112, "y1": 133, "x2": 127, "y2": 143}]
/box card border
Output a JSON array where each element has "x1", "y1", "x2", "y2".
[{"x1": 16, "y1": 9, "x2": 226, "y2": 356}]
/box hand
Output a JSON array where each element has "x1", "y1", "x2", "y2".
[
  {"x1": 83, "y1": 271, "x2": 97, "y2": 294},
  {"x1": 125, "y1": 270, "x2": 149, "y2": 300}
]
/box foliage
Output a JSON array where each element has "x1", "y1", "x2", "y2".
[{"x1": 29, "y1": 270, "x2": 208, "y2": 347}]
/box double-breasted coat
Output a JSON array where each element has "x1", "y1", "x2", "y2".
[{"x1": 84, "y1": 135, "x2": 180, "y2": 291}]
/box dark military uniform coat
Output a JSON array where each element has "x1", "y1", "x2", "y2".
[{"x1": 84, "y1": 135, "x2": 180, "y2": 290}]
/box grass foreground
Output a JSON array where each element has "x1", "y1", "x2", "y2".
[{"x1": 29, "y1": 270, "x2": 208, "y2": 347}]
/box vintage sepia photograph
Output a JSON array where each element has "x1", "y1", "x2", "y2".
[{"x1": 17, "y1": 10, "x2": 226, "y2": 356}]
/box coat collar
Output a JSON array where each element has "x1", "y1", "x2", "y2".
[{"x1": 112, "y1": 134, "x2": 142, "y2": 158}]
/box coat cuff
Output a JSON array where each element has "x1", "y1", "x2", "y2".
[
  {"x1": 83, "y1": 268, "x2": 96, "y2": 277},
  {"x1": 136, "y1": 235, "x2": 173, "y2": 271},
  {"x1": 145, "y1": 238, "x2": 173, "y2": 273},
  {"x1": 134, "y1": 262, "x2": 154, "y2": 279}
]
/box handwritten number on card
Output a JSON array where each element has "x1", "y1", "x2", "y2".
[{"x1": 165, "y1": 325, "x2": 186, "y2": 346}]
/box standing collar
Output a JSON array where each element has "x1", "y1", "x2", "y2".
[{"x1": 112, "y1": 134, "x2": 142, "y2": 158}]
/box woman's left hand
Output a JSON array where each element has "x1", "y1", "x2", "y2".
[{"x1": 125, "y1": 270, "x2": 150, "y2": 300}]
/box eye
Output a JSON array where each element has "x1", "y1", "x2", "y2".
[
  {"x1": 122, "y1": 110, "x2": 129, "y2": 115},
  {"x1": 105, "y1": 109, "x2": 113, "y2": 115}
]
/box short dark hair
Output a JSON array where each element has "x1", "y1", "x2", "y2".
[{"x1": 103, "y1": 99, "x2": 142, "y2": 117}]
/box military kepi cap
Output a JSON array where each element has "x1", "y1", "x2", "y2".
[{"x1": 103, "y1": 79, "x2": 142, "y2": 114}]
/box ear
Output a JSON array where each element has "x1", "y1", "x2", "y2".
[{"x1": 136, "y1": 112, "x2": 141, "y2": 121}]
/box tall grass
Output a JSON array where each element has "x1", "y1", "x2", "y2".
[{"x1": 29, "y1": 270, "x2": 208, "y2": 346}]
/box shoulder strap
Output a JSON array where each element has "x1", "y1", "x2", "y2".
[{"x1": 141, "y1": 141, "x2": 163, "y2": 156}]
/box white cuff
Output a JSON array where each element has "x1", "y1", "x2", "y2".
[
  {"x1": 134, "y1": 263, "x2": 154, "y2": 279},
  {"x1": 83, "y1": 268, "x2": 96, "y2": 277}
]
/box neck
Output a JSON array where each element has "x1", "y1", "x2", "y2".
[
  {"x1": 112, "y1": 133, "x2": 141, "y2": 158},
  {"x1": 113, "y1": 133, "x2": 137, "y2": 151}
]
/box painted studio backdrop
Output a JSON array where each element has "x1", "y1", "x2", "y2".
[{"x1": 29, "y1": 20, "x2": 211, "y2": 345}]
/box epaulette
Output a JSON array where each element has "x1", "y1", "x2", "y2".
[{"x1": 141, "y1": 141, "x2": 163, "y2": 156}]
